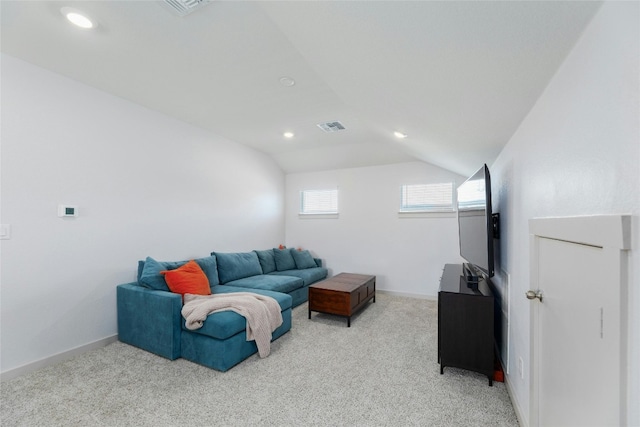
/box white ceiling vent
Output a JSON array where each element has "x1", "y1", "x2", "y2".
[
  {"x1": 162, "y1": 0, "x2": 212, "y2": 16},
  {"x1": 317, "y1": 121, "x2": 346, "y2": 133}
]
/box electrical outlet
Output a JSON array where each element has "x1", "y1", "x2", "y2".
[{"x1": 518, "y1": 357, "x2": 524, "y2": 379}]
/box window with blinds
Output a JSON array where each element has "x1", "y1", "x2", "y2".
[
  {"x1": 400, "y1": 183, "x2": 454, "y2": 213},
  {"x1": 300, "y1": 189, "x2": 338, "y2": 215}
]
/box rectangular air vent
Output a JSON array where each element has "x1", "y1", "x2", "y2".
[
  {"x1": 162, "y1": 0, "x2": 212, "y2": 16},
  {"x1": 317, "y1": 121, "x2": 346, "y2": 133}
]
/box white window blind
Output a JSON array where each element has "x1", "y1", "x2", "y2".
[
  {"x1": 300, "y1": 189, "x2": 338, "y2": 215},
  {"x1": 400, "y1": 183, "x2": 454, "y2": 212}
]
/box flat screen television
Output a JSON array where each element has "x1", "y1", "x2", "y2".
[{"x1": 457, "y1": 164, "x2": 495, "y2": 282}]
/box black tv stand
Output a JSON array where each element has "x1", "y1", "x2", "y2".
[{"x1": 438, "y1": 264, "x2": 495, "y2": 386}]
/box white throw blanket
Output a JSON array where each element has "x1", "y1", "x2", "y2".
[{"x1": 181, "y1": 292, "x2": 283, "y2": 358}]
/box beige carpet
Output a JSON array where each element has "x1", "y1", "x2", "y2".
[{"x1": 1, "y1": 293, "x2": 518, "y2": 426}]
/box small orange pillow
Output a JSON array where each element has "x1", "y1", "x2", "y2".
[{"x1": 160, "y1": 260, "x2": 211, "y2": 296}]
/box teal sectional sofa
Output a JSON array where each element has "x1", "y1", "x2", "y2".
[{"x1": 117, "y1": 248, "x2": 327, "y2": 371}]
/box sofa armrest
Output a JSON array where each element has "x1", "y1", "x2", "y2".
[
  {"x1": 117, "y1": 283, "x2": 182, "y2": 360},
  {"x1": 313, "y1": 258, "x2": 323, "y2": 268}
]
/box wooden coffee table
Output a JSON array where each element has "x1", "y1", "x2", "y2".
[{"x1": 308, "y1": 273, "x2": 376, "y2": 327}]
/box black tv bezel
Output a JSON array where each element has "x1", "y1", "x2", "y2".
[{"x1": 457, "y1": 164, "x2": 495, "y2": 281}]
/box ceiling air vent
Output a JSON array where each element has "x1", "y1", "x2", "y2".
[
  {"x1": 162, "y1": 0, "x2": 212, "y2": 16},
  {"x1": 317, "y1": 121, "x2": 346, "y2": 133}
]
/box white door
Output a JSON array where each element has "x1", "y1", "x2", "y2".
[
  {"x1": 529, "y1": 215, "x2": 630, "y2": 427},
  {"x1": 535, "y1": 238, "x2": 619, "y2": 426}
]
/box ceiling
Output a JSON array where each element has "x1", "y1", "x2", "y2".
[{"x1": 0, "y1": 0, "x2": 602, "y2": 177}]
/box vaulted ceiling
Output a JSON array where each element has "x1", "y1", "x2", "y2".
[{"x1": 1, "y1": 1, "x2": 602, "y2": 176}]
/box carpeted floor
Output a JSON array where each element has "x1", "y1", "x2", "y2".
[{"x1": 1, "y1": 293, "x2": 518, "y2": 426}]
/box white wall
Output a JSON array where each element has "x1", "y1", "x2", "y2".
[
  {"x1": 0, "y1": 54, "x2": 285, "y2": 375},
  {"x1": 285, "y1": 162, "x2": 465, "y2": 298},
  {"x1": 490, "y1": 2, "x2": 639, "y2": 424}
]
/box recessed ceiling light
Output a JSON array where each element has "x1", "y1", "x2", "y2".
[
  {"x1": 394, "y1": 131, "x2": 408, "y2": 139},
  {"x1": 283, "y1": 132, "x2": 295, "y2": 139},
  {"x1": 279, "y1": 77, "x2": 295, "y2": 87},
  {"x1": 60, "y1": 7, "x2": 95, "y2": 29}
]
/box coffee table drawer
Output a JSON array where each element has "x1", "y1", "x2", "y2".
[
  {"x1": 362, "y1": 279, "x2": 375, "y2": 299},
  {"x1": 351, "y1": 284, "x2": 370, "y2": 306}
]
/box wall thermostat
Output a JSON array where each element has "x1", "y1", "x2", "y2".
[{"x1": 58, "y1": 205, "x2": 78, "y2": 218}]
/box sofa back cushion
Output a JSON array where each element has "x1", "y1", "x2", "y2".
[
  {"x1": 254, "y1": 249, "x2": 277, "y2": 274},
  {"x1": 291, "y1": 249, "x2": 318, "y2": 269},
  {"x1": 139, "y1": 257, "x2": 182, "y2": 291},
  {"x1": 138, "y1": 255, "x2": 220, "y2": 292},
  {"x1": 273, "y1": 248, "x2": 297, "y2": 271},
  {"x1": 213, "y1": 252, "x2": 263, "y2": 284}
]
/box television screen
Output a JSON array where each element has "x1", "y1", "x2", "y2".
[{"x1": 457, "y1": 164, "x2": 494, "y2": 278}]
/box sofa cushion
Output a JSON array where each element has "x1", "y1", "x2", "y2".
[
  {"x1": 161, "y1": 260, "x2": 211, "y2": 297},
  {"x1": 185, "y1": 285, "x2": 292, "y2": 340},
  {"x1": 224, "y1": 274, "x2": 303, "y2": 294},
  {"x1": 213, "y1": 252, "x2": 263, "y2": 284},
  {"x1": 194, "y1": 256, "x2": 220, "y2": 287},
  {"x1": 273, "y1": 248, "x2": 296, "y2": 271},
  {"x1": 139, "y1": 257, "x2": 181, "y2": 291},
  {"x1": 212, "y1": 285, "x2": 292, "y2": 310},
  {"x1": 291, "y1": 249, "x2": 317, "y2": 269},
  {"x1": 138, "y1": 256, "x2": 220, "y2": 292},
  {"x1": 254, "y1": 249, "x2": 276, "y2": 274},
  {"x1": 268, "y1": 267, "x2": 328, "y2": 286}
]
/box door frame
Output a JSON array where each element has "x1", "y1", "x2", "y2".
[{"x1": 528, "y1": 215, "x2": 631, "y2": 427}]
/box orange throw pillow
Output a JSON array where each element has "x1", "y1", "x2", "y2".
[{"x1": 160, "y1": 260, "x2": 211, "y2": 296}]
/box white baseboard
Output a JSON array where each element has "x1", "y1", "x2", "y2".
[
  {"x1": 1, "y1": 335, "x2": 118, "y2": 382},
  {"x1": 505, "y1": 374, "x2": 528, "y2": 427},
  {"x1": 377, "y1": 289, "x2": 438, "y2": 301}
]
